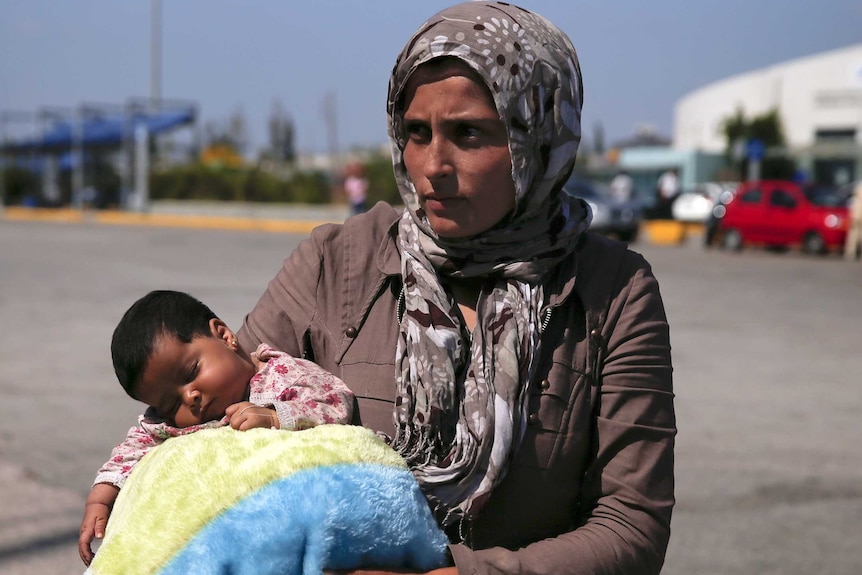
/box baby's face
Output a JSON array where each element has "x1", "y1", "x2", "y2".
[{"x1": 135, "y1": 331, "x2": 255, "y2": 428}]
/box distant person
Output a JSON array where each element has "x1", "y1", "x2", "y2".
[
  {"x1": 845, "y1": 180, "x2": 862, "y2": 261},
  {"x1": 609, "y1": 169, "x2": 634, "y2": 203},
  {"x1": 655, "y1": 168, "x2": 680, "y2": 218},
  {"x1": 344, "y1": 163, "x2": 370, "y2": 215},
  {"x1": 78, "y1": 290, "x2": 354, "y2": 565}
]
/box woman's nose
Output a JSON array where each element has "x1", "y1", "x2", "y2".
[{"x1": 423, "y1": 135, "x2": 453, "y2": 181}]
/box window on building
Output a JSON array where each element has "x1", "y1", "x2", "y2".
[{"x1": 815, "y1": 129, "x2": 856, "y2": 142}]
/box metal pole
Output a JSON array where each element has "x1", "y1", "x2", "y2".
[
  {"x1": 151, "y1": 0, "x2": 162, "y2": 108},
  {"x1": 0, "y1": 116, "x2": 6, "y2": 215},
  {"x1": 72, "y1": 108, "x2": 85, "y2": 209}
]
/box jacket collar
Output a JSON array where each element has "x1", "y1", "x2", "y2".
[{"x1": 375, "y1": 208, "x2": 402, "y2": 277}]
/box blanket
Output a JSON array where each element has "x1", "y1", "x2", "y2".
[{"x1": 85, "y1": 424, "x2": 449, "y2": 575}]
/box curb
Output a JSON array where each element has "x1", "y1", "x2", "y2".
[
  {"x1": 1, "y1": 206, "x2": 705, "y2": 245},
  {"x1": 1, "y1": 206, "x2": 334, "y2": 235}
]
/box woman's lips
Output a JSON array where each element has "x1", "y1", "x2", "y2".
[{"x1": 423, "y1": 196, "x2": 461, "y2": 212}]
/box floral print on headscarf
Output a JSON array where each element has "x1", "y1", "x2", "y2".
[{"x1": 387, "y1": 1, "x2": 591, "y2": 531}]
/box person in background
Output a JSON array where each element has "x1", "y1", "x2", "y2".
[
  {"x1": 239, "y1": 2, "x2": 676, "y2": 573},
  {"x1": 609, "y1": 169, "x2": 634, "y2": 203},
  {"x1": 844, "y1": 180, "x2": 862, "y2": 261},
  {"x1": 78, "y1": 290, "x2": 354, "y2": 565},
  {"x1": 655, "y1": 167, "x2": 680, "y2": 218},
  {"x1": 344, "y1": 162, "x2": 370, "y2": 215}
]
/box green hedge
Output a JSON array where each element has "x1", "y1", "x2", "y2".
[{"x1": 149, "y1": 164, "x2": 332, "y2": 204}]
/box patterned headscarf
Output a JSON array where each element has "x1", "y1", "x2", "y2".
[{"x1": 387, "y1": 1, "x2": 590, "y2": 531}]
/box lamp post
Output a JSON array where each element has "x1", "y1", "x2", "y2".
[{"x1": 151, "y1": 0, "x2": 162, "y2": 108}]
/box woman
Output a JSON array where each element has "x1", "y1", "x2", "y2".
[{"x1": 238, "y1": 2, "x2": 675, "y2": 573}]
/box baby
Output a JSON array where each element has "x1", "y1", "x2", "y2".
[{"x1": 78, "y1": 290, "x2": 354, "y2": 565}]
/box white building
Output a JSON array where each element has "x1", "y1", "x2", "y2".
[{"x1": 673, "y1": 43, "x2": 862, "y2": 185}]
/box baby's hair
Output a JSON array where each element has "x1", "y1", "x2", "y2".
[{"x1": 111, "y1": 290, "x2": 218, "y2": 398}]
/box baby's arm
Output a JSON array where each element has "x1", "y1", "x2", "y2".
[
  {"x1": 277, "y1": 356, "x2": 354, "y2": 428},
  {"x1": 78, "y1": 483, "x2": 119, "y2": 565},
  {"x1": 253, "y1": 348, "x2": 355, "y2": 430},
  {"x1": 79, "y1": 425, "x2": 160, "y2": 565}
]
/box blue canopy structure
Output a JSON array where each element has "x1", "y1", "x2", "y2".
[{"x1": 3, "y1": 106, "x2": 195, "y2": 153}]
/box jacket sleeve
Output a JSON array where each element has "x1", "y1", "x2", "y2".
[
  {"x1": 237, "y1": 224, "x2": 335, "y2": 358},
  {"x1": 93, "y1": 425, "x2": 162, "y2": 490},
  {"x1": 450, "y1": 253, "x2": 676, "y2": 575}
]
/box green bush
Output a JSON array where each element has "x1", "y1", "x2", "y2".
[
  {"x1": 1, "y1": 167, "x2": 40, "y2": 206},
  {"x1": 149, "y1": 163, "x2": 330, "y2": 204},
  {"x1": 363, "y1": 154, "x2": 400, "y2": 205}
]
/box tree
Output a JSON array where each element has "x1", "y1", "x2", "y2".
[
  {"x1": 592, "y1": 122, "x2": 605, "y2": 156},
  {"x1": 267, "y1": 99, "x2": 296, "y2": 163},
  {"x1": 721, "y1": 107, "x2": 795, "y2": 180},
  {"x1": 204, "y1": 107, "x2": 249, "y2": 157}
]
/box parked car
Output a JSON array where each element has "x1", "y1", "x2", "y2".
[
  {"x1": 672, "y1": 182, "x2": 738, "y2": 223},
  {"x1": 716, "y1": 180, "x2": 849, "y2": 254},
  {"x1": 563, "y1": 175, "x2": 643, "y2": 242}
]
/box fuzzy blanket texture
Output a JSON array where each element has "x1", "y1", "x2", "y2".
[{"x1": 85, "y1": 424, "x2": 449, "y2": 575}]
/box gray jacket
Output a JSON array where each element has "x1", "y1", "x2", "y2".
[{"x1": 238, "y1": 202, "x2": 676, "y2": 575}]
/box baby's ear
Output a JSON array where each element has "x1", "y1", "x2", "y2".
[{"x1": 209, "y1": 318, "x2": 234, "y2": 345}]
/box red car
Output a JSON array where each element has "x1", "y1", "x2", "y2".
[{"x1": 717, "y1": 180, "x2": 849, "y2": 254}]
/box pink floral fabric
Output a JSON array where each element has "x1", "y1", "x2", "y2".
[{"x1": 94, "y1": 343, "x2": 354, "y2": 488}]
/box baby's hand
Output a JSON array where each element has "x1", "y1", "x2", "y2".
[
  {"x1": 78, "y1": 483, "x2": 119, "y2": 565},
  {"x1": 226, "y1": 402, "x2": 279, "y2": 430}
]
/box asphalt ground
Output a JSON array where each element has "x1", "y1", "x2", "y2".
[{"x1": 1, "y1": 208, "x2": 860, "y2": 574}]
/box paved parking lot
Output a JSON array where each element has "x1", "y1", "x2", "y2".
[{"x1": 1, "y1": 217, "x2": 860, "y2": 574}]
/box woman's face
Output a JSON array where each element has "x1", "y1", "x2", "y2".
[{"x1": 401, "y1": 60, "x2": 516, "y2": 238}]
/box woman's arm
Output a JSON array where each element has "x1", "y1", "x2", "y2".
[{"x1": 237, "y1": 224, "x2": 332, "y2": 358}]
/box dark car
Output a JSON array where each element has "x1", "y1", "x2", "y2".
[
  {"x1": 716, "y1": 180, "x2": 849, "y2": 254},
  {"x1": 563, "y1": 176, "x2": 643, "y2": 243}
]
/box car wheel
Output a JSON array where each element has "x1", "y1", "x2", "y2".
[
  {"x1": 722, "y1": 229, "x2": 743, "y2": 252},
  {"x1": 802, "y1": 231, "x2": 826, "y2": 255}
]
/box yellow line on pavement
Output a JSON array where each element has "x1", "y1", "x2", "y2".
[{"x1": 2, "y1": 207, "x2": 329, "y2": 235}]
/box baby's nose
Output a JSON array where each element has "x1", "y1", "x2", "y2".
[{"x1": 183, "y1": 387, "x2": 201, "y2": 406}]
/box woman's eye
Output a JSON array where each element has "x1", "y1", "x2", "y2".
[
  {"x1": 456, "y1": 124, "x2": 482, "y2": 142},
  {"x1": 186, "y1": 362, "x2": 199, "y2": 383},
  {"x1": 404, "y1": 122, "x2": 429, "y2": 142}
]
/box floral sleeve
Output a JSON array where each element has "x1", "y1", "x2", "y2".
[
  {"x1": 93, "y1": 425, "x2": 161, "y2": 489},
  {"x1": 94, "y1": 413, "x2": 226, "y2": 489},
  {"x1": 250, "y1": 344, "x2": 355, "y2": 430}
]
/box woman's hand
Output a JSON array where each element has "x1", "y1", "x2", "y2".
[{"x1": 225, "y1": 402, "x2": 278, "y2": 430}]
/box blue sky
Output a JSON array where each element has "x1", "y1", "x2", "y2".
[{"x1": 1, "y1": 0, "x2": 860, "y2": 155}]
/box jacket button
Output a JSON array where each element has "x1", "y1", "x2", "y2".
[
  {"x1": 590, "y1": 328, "x2": 600, "y2": 339},
  {"x1": 345, "y1": 327, "x2": 358, "y2": 338},
  {"x1": 540, "y1": 379, "x2": 551, "y2": 391},
  {"x1": 528, "y1": 413, "x2": 539, "y2": 425}
]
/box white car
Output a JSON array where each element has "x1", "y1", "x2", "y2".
[{"x1": 672, "y1": 182, "x2": 738, "y2": 223}]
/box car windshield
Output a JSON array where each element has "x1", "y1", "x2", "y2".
[
  {"x1": 803, "y1": 185, "x2": 848, "y2": 207},
  {"x1": 564, "y1": 178, "x2": 610, "y2": 201}
]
